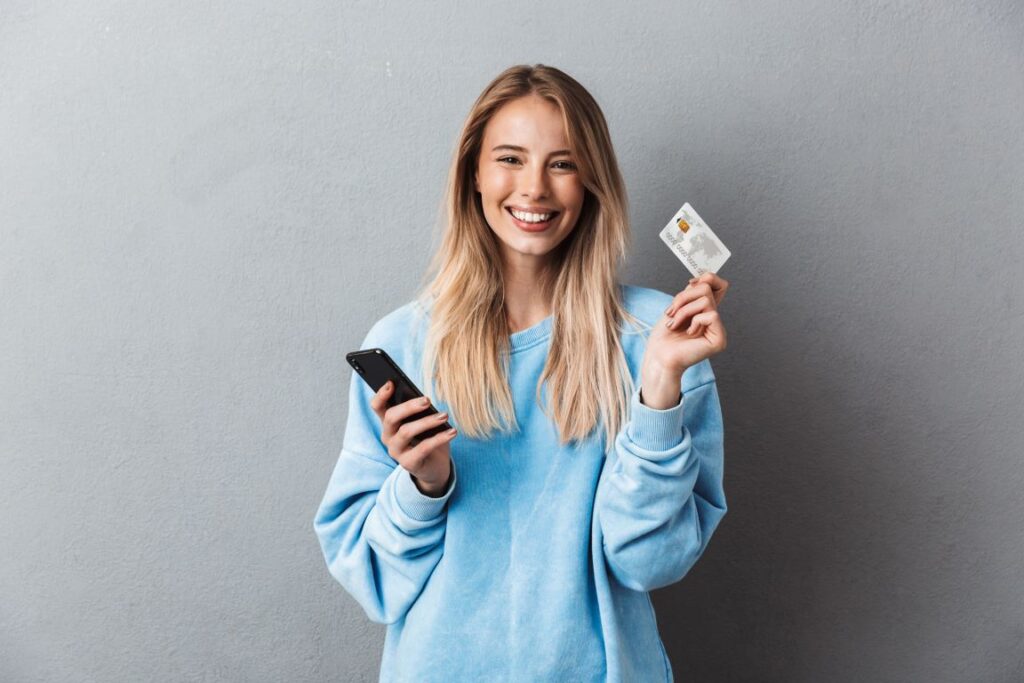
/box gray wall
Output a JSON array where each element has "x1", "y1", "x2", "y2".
[{"x1": 2, "y1": 1, "x2": 1021, "y2": 681}]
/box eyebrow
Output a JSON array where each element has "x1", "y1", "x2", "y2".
[{"x1": 491, "y1": 144, "x2": 572, "y2": 156}]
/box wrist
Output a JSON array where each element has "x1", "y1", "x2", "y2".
[
  {"x1": 411, "y1": 465, "x2": 452, "y2": 498},
  {"x1": 640, "y1": 362, "x2": 685, "y2": 410}
]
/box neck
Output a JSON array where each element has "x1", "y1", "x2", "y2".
[{"x1": 502, "y1": 253, "x2": 554, "y2": 333}]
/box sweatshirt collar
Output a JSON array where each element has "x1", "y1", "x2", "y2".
[{"x1": 510, "y1": 315, "x2": 553, "y2": 353}]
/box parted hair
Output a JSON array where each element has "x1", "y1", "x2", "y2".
[{"x1": 414, "y1": 63, "x2": 645, "y2": 451}]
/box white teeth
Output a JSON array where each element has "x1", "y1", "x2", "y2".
[{"x1": 510, "y1": 209, "x2": 554, "y2": 223}]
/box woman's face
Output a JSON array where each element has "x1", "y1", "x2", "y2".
[{"x1": 474, "y1": 94, "x2": 585, "y2": 269}]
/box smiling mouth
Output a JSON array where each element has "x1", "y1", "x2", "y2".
[{"x1": 505, "y1": 207, "x2": 560, "y2": 225}]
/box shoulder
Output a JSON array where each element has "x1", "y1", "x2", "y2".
[
  {"x1": 618, "y1": 283, "x2": 716, "y2": 390},
  {"x1": 359, "y1": 299, "x2": 429, "y2": 363},
  {"x1": 620, "y1": 283, "x2": 676, "y2": 323}
]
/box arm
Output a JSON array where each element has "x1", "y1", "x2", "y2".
[
  {"x1": 596, "y1": 364, "x2": 727, "y2": 592},
  {"x1": 313, "y1": 348, "x2": 457, "y2": 625}
]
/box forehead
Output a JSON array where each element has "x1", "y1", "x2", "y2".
[{"x1": 482, "y1": 95, "x2": 569, "y2": 148}]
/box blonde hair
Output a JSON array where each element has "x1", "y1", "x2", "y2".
[{"x1": 414, "y1": 64, "x2": 645, "y2": 451}]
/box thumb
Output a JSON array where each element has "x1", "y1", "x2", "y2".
[{"x1": 369, "y1": 380, "x2": 394, "y2": 420}]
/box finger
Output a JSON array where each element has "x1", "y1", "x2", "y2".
[
  {"x1": 667, "y1": 295, "x2": 713, "y2": 330},
  {"x1": 402, "y1": 428, "x2": 457, "y2": 472},
  {"x1": 692, "y1": 273, "x2": 730, "y2": 306},
  {"x1": 382, "y1": 395, "x2": 435, "y2": 438},
  {"x1": 392, "y1": 410, "x2": 452, "y2": 452},
  {"x1": 686, "y1": 310, "x2": 726, "y2": 348},
  {"x1": 708, "y1": 275, "x2": 729, "y2": 306},
  {"x1": 685, "y1": 309, "x2": 713, "y2": 336},
  {"x1": 665, "y1": 283, "x2": 716, "y2": 318},
  {"x1": 369, "y1": 380, "x2": 395, "y2": 421}
]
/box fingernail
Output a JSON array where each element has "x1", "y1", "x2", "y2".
[
  {"x1": 384, "y1": 381, "x2": 392, "y2": 390},
  {"x1": 419, "y1": 397, "x2": 430, "y2": 405},
  {"x1": 664, "y1": 306, "x2": 673, "y2": 315}
]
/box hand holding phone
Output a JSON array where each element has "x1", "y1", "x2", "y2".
[
  {"x1": 368, "y1": 381, "x2": 455, "y2": 496},
  {"x1": 347, "y1": 348, "x2": 456, "y2": 497}
]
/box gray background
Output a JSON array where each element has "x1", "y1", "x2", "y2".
[{"x1": 2, "y1": 1, "x2": 1022, "y2": 681}]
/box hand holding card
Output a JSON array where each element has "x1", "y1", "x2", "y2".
[{"x1": 638, "y1": 202, "x2": 732, "y2": 407}]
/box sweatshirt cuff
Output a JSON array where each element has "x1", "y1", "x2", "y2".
[
  {"x1": 393, "y1": 460, "x2": 457, "y2": 522},
  {"x1": 627, "y1": 385, "x2": 686, "y2": 452}
]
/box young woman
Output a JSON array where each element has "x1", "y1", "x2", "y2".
[{"x1": 314, "y1": 64, "x2": 730, "y2": 682}]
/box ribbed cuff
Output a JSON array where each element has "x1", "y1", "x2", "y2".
[
  {"x1": 627, "y1": 386, "x2": 686, "y2": 452},
  {"x1": 393, "y1": 460, "x2": 457, "y2": 522}
]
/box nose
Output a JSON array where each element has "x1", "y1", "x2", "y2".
[{"x1": 518, "y1": 161, "x2": 550, "y2": 199}]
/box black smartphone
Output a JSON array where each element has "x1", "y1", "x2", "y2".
[{"x1": 346, "y1": 348, "x2": 453, "y2": 444}]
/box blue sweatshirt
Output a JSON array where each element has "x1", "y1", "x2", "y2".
[{"x1": 313, "y1": 284, "x2": 727, "y2": 682}]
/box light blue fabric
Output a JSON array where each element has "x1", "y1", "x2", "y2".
[{"x1": 313, "y1": 284, "x2": 728, "y2": 682}]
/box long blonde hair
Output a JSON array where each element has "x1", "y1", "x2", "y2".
[{"x1": 414, "y1": 64, "x2": 644, "y2": 451}]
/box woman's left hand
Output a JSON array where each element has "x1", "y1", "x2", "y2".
[{"x1": 643, "y1": 272, "x2": 730, "y2": 379}]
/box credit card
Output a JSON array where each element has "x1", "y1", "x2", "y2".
[{"x1": 658, "y1": 202, "x2": 731, "y2": 277}]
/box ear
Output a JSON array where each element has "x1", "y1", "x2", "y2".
[{"x1": 473, "y1": 169, "x2": 480, "y2": 193}]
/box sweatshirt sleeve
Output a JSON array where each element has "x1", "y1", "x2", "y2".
[
  {"x1": 313, "y1": 340, "x2": 457, "y2": 625},
  {"x1": 596, "y1": 364, "x2": 727, "y2": 592}
]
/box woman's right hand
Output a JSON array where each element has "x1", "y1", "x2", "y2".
[{"x1": 369, "y1": 381, "x2": 456, "y2": 497}]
